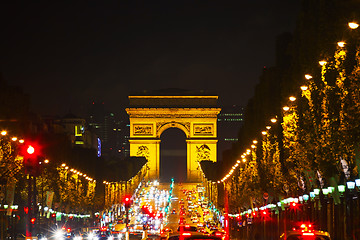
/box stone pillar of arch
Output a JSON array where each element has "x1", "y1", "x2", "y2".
[{"x1": 126, "y1": 95, "x2": 221, "y2": 182}]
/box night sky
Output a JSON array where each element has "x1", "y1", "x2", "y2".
[{"x1": 2, "y1": 1, "x2": 301, "y2": 117}]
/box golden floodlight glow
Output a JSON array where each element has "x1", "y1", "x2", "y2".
[
  {"x1": 11, "y1": 137, "x2": 18, "y2": 141},
  {"x1": 300, "y1": 86, "x2": 308, "y2": 91},
  {"x1": 1, "y1": 131, "x2": 7, "y2": 136},
  {"x1": 270, "y1": 118, "x2": 277, "y2": 123},
  {"x1": 266, "y1": 126, "x2": 271, "y2": 130},
  {"x1": 283, "y1": 106, "x2": 290, "y2": 111},
  {"x1": 305, "y1": 74, "x2": 313, "y2": 80},
  {"x1": 262, "y1": 131, "x2": 267, "y2": 135},
  {"x1": 253, "y1": 140, "x2": 258, "y2": 144},
  {"x1": 289, "y1": 96, "x2": 296, "y2": 102},
  {"x1": 319, "y1": 60, "x2": 327, "y2": 66},
  {"x1": 348, "y1": 22, "x2": 359, "y2": 29},
  {"x1": 337, "y1": 41, "x2": 346, "y2": 47}
]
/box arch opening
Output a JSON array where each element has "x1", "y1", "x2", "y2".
[{"x1": 160, "y1": 128, "x2": 187, "y2": 183}]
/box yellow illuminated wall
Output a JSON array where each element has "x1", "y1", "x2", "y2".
[{"x1": 126, "y1": 96, "x2": 221, "y2": 182}]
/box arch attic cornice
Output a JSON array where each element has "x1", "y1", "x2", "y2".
[{"x1": 126, "y1": 107, "x2": 221, "y2": 118}]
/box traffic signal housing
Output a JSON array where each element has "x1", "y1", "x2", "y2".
[
  {"x1": 123, "y1": 195, "x2": 132, "y2": 208},
  {"x1": 21, "y1": 143, "x2": 43, "y2": 176}
]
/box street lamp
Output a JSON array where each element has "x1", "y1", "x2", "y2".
[
  {"x1": 303, "y1": 194, "x2": 309, "y2": 202},
  {"x1": 337, "y1": 41, "x2": 346, "y2": 47},
  {"x1": 319, "y1": 60, "x2": 327, "y2": 66},
  {"x1": 289, "y1": 96, "x2": 296, "y2": 102},
  {"x1": 346, "y1": 181, "x2": 355, "y2": 190},
  {"x1": 338, "y1": 185, "x2": 346, "y2": 194},
  {"x1": 304, "y1": 74, "x2": 313, "y2": 80},
  {"x1": 355, "y1": 179, "x2": 360, "y2": 188},
  {"x1": 348, "y1": 22, "x2": 359, "y2": 29},
  {"x1": 313, "y1": 189, "x2": 320, "y2": 196},
  {"x1": 300, "y1": 85, "x2": 308, "y2": 91},
  {"x1": 270, "y1": 118, "x2": 277, "y2": 123}
]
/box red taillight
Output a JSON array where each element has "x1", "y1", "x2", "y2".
[
  {"x1": 215, "y1": 232, "x2": 222, "y2": 236},
  {"x1": 67, "y1": 228, "x2": 71, "y2": 233},
  {"x1": 182, "y1": 232, "x2": 191, "y2": 236}
]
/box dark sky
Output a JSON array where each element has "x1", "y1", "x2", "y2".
[{"x1": 1, "y1": 1, "x2": 301, "y2": 117}]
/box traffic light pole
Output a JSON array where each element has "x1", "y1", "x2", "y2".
[
  {"x1": 125, "y1": 206, "x2": 129, "y2": 240},
  {"x1": 26, "y1": 174, "x2": 32, "y2": 238}
]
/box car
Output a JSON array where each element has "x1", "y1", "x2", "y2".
[
  {"x1": 177, "y1": 225, "x2": 198, "y2": 232},
  {"x1": 280, "y1": 230, "x2": 331, "y2": 240},
  {"x1": 209, "y1": 230, "x2": 226, "y2": 239},
  {"x1": 280, "y1": 223, "x2": 331, "y2": 240},
  {"x1": 168, "y1": 232, "x2": 222, "y2": 240},
  {"x1": 97, "y1": 230, "x2": 112, "y2": 240}
]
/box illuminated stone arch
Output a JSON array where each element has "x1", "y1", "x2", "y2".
[
  {"x1": 126, "y1": 93, "x2": 221, "y2": 182},
  {"x1": 156, "y1": 121, "x2": 190, "y2": 138}
]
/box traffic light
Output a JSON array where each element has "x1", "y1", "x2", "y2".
[
  {"x1": 123, "y1": 195, "x2": 132, "y2": 208},
  {"x1": 21, "y1": 143, "x2": 43, "y2": 176},
  {"x1": 30, "y1": 218, "x2": 36, "y2": 224}
]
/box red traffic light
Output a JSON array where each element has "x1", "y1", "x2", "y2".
[
  {"x1": 51, "y1": 213, "x2": 56, "y2": 218},
  {"x1": 30, "y1": 218, "x2": 36, "y2": 224},
  {"x1": 27, "y1": 145, "x2": 35, "y2": 154},
  {"x1": 123, "y1": 195, "x2": 132, "y2": 208}
]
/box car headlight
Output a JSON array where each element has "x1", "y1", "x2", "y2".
[
  {"x1": 108, "y1": 236, "x2": 114, "y2": 240},
  {"x1": 74, "y1": 236, "x2": 83, "y2": 240},
  {"x1": 39, "y1": 237, "x2": 48, "y2": 240},
  {"x1": 87, "y1": 232, "x2": 98, "y2": 240},
  {"x1": 53, "y1": 230, "x2": 65, "y2": 240}
]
